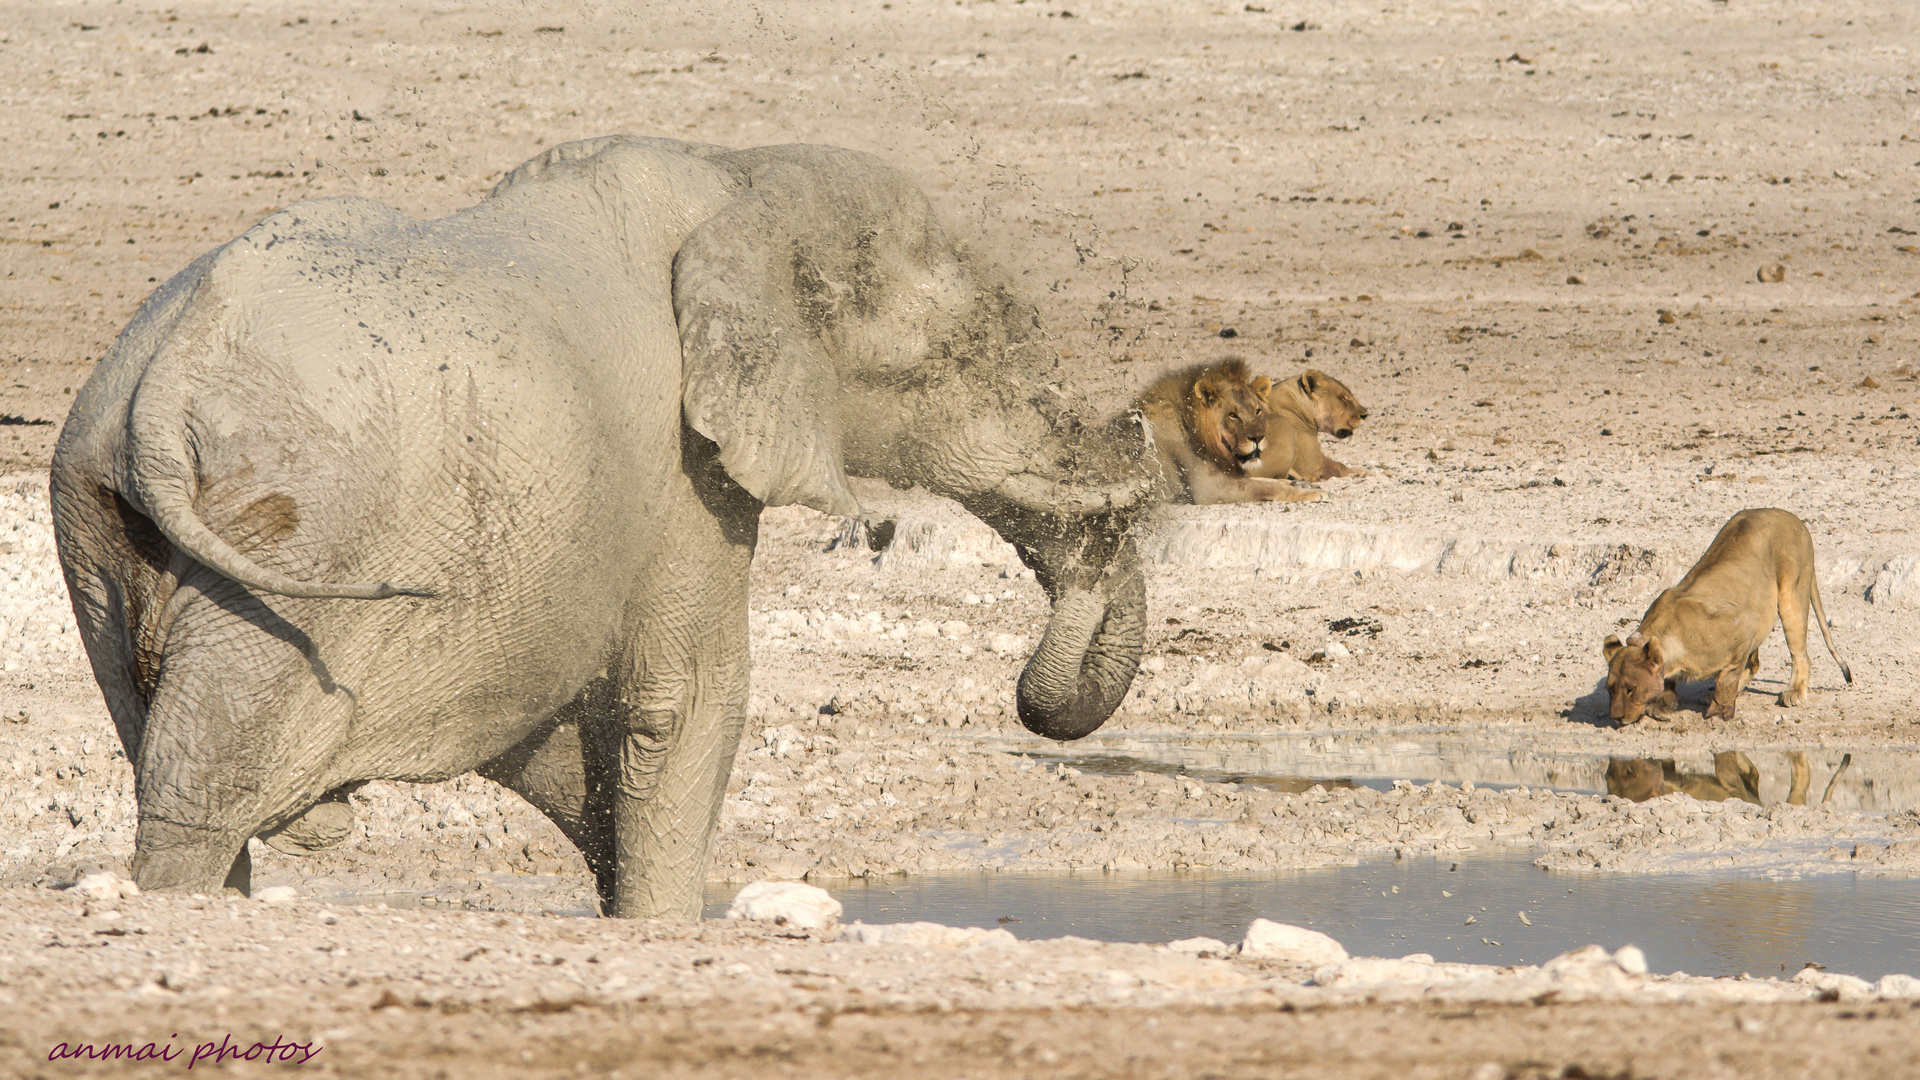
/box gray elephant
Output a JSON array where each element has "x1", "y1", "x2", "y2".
[{"x1": 50, "y1": 137, "x2": 1153, "y2": 918}]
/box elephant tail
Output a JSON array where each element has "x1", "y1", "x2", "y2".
[{"x1": 122, "y1": 336, "x2": 436, "y2": 602}]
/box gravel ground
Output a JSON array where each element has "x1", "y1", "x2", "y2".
[{"x1": 5, "y1": 0, "x2": 1920, "y2": 1074}]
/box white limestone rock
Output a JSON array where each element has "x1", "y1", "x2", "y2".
[
  {"x1": 725, "y1": 880, "x2": 842, "y2": 931},
  {"x1": 1865, "y1": 554, "x2": 1920, "y2": 608},
  {"x1": 1613, "y1": 944, "x2": 1648, "y2": 975},
  {"x1": 841, "y1": 921, "x2": 1017, "y2": 947},
  {"x1": 1792, "y1": 966, "x2": 1876, "y2": 1002},
  {"x1": 1238, "y1": 919, "x2": 1348, "y2": 965},
  {"x1": 1874, "y1": 973, "x2": 1920, "y2": 999},
  {"x1": 73, "y1": 871, "x2": 139, "y2": 901},
  {"x1": 1163, "y1": 937, "x2": 1232, "y2": 958}
]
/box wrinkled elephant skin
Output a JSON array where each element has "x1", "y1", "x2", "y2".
[{"x1": 51, "y1": 137, "x2": 1152, "y2": 918}]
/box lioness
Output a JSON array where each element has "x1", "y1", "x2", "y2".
[
  {"x1": 1133, "y1": 359, "x2": 1325, "y2": 503},
  {"x1": 1241, "y1": 368, "x2": 1369, "y2": 482},
  {"x1": 1605, "y1": 750, "x2": 1816, "y2": 806},
  {"x1": 1603, "y1": 508, "x2": 1852, "y2": 725}
]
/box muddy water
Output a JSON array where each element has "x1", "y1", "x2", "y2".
[
  {"x1": 311, "y1": 858, "x2": 1919, "y2": 980},
  {"x1": 706, "y1": 855, "x2": 1920, "y2": 981},
  {"x1": 962, "y1": 732, "x2": 1920, "y2": 812}
]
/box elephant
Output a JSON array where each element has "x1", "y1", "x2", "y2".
[{"x1": 50, "y1": 136, "x2": 1155, "y2": 918}]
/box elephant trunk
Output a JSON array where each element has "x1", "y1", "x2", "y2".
[{"x1": 1014, "y1": 550, "x2": 1145, "y2": 741}]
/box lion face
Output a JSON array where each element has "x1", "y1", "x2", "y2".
[
  {"x1": 1191, "y1": 367, "x2": 1272, "y2": 473},
  {"x1": 1300, "y1": 369, "x2": 1368, "y2": 439},
  {"x1": 1603, "y1": 632, "x2": 1666, "y2": 725}
]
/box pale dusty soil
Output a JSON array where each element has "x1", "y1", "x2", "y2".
[{"x1": 5, "y1": 0, "x2": 1920, "y2": 1075}]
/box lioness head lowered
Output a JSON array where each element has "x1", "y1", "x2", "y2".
[
  {"x1": 1600, "y1": 508, "x2": 1852, "y2": 727},
  {"x1": 1602, "y1": 632, "x2": 1668, "y2": 725}
]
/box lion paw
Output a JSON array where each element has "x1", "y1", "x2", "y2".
[
  {"x1": 1777, "y1": 690, "x2": 1805, "y2": 708},
  {"x1": 1704, "y1": 701, "x2": 1737, "y2": 721}
]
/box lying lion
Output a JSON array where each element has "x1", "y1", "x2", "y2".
[
  {"x1": 1241, "y1": 368, "x2": 1369, "y2": 482},
  {"x1": 1603, "y1": 508, "x2": 1853, "y2": 725},
  {"x1": 1133, "y1": 359, "x2": 1325, "y2": 503}
]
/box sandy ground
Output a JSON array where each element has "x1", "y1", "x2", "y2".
[{"x1": 5, "y1": 0, "x2": 1920, "y2": 1074}]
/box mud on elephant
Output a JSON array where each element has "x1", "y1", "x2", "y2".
[{"x1": 51, "y1": 136, "x2": 1154, "y2": 918}]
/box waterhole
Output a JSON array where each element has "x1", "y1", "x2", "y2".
[{"x1": 706, "y1": 854, "x2": 1920, "y2": 980}]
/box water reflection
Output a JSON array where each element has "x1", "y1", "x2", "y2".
[
  {"x1": 961, "y1": 731, "x2": 1913, "y2": 812},
  {"x1": 1604, "y1": 751, "x2": 1857, "y2": 806}
]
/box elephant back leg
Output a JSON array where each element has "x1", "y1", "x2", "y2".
[
  {"x1": 130, "y1": 601, "x2": 357, "y2": 895},
  {"x1": 607, "y1": 436, "x2": 760, "y2": 920},
  {"x1": 478, "y1": 686, "x2": 622, "y2": 909}
]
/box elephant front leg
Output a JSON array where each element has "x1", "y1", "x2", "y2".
[
  {"x1": 608, "y1": 481, "x2": 758, "y2": 918},
  {"x1": 610, "y1": 589, "x2": 752, "y2": 919},
  {"x1": 611, "y1": 680, "x2": 746, "y2": 920}
]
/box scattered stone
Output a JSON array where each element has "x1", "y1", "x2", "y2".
[
  {"x1": 159, "y1": 960, "x2": 205, "y2": 991},
  {"x1": 1615, "y1": 944, "x2": 1649, "y2": 975},
  {"x1": 842, "y1": 921, "x2": 1017, "y2": 947},
  {"x1": 1792, "y1": 966, "x2": 1875, "y2": 1002},
  {"x1": 725, "y1": 880, "x2": 841, "y2": 931},
  {"x1": 1238, "y1": 919, "x2": 1348, "y2": 965},
  {"x1": 255, "y1": 885, "x2": 299, "y2": 904},
  {"x1": 1566, "y1": 273, "x2": 1585, "y2": 285},
  {"x1": 1164, "y1": 936, "x2": 1232, "y2": 958},
  {"x1": 1758, "y1": 263, "x2": 1787, "y2": 282},
  {"x1": 73, "y1": 871, "x2": 139, "y2": 901}
]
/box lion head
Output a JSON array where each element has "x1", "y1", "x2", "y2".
[
  {"x1": 1602, "y1": 632, "x2": 1667, "y2": 725},
  {"x1": 1188, "y1": 359, "x2": 1273, "y2": 473},
  {"x1": 1299, "y1": 369, "x2": 1368, "y2": 439}
]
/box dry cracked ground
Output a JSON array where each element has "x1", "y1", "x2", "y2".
[{"x1": 4, "y1": 0, "x2": 1920, "y2": 1076}]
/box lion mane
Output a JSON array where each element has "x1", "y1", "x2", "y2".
[{"x1": 1130, "y1": 359, "x2": 1323, "y2": 504}]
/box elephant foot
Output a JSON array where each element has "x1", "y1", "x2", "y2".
[{"x1": 260, "y1": 795, "x2": 356, "y2": 856}]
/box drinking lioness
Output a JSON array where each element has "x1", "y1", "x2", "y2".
[{"x1": 1602, "y1": 508, "x2": 1852, "y2": 724}]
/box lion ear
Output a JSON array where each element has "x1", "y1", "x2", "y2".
[
  {"x1": 1642, "y1": 637, "x2": 1665, "y2": 668},
  {"x1": 1603, "y1": 634, "x2": 1624, "y2": 660},
  {"x1": 1192, "y1": 378, "x2": 1220, "y2": 408},
  {"x1": 1251, "y1": 375, "x2": 1272, "y2": 396},
  {"x1": 1300, "y1": 371, "x2": 1321, "y2": 394}
]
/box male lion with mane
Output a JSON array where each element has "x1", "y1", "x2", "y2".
[
  {"x1": 1133, "y1": 358, "x2": 1325, "y2": 503},
  {"x1": 1603, "y1": 508, "x2": 1852, "y2": 725},
  {"x1": 1241, "y1": 368, "x2": 1369, "y2": 482}
]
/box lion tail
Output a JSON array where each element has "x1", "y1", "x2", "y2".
[{"x1": 1805, "y1": 568, "x2": 1851, "y2": 685}]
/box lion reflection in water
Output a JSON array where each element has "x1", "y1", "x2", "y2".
[{"x1": 1606, "y1": 750, "x2": 1852, "y2": 807}]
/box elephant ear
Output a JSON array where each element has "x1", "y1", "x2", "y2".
[{"x1": 674, "y1": 147, "x2": 972, "y2": 517}]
